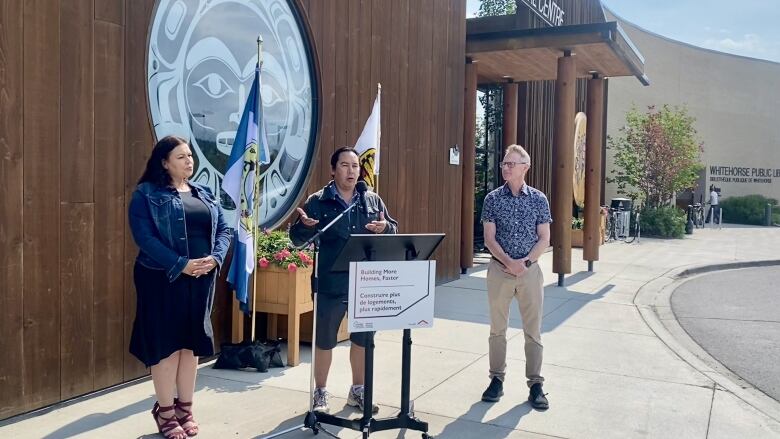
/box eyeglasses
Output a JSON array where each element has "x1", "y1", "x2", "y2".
[{"x1": 499, "y1": 161, "x2": 529, "y2": 169}]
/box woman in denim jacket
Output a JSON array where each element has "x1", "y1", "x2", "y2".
[{"x1": 128, "y1": 136, "x2": 231, "y2": 438}]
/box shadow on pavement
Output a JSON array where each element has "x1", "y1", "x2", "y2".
[
  {"x1": 437, "y1": 400, "x2": 533, "y2": 439},
  {"x1": 436, "y1": 265, "x2": 613, "y2": 336},
  {"x1": 257, "y1": 405, "x2": 359, "y2": 438},
  {"x1": 40, "y1": 398, "x2": 154, "y2": 439},
  {"x1": 36, "y1": 367, "x2": 288, "y2": 439}
]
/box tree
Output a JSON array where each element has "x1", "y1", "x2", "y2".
[
  {"x1": 608, "y1": 105, "x2": 703, "y2": 208},
  {"x1": 477, "y1": 0, "x2": 516, "y2": 17}
]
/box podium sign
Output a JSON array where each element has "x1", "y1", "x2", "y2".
[{"x1": 348, "y1": 260, "x2": 435, "y2": 333}]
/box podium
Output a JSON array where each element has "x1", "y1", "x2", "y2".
[{"x1": 305, "y1": 233, "x2": 444, "y2": 439}]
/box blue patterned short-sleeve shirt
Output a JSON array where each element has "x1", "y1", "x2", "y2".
[{"x1": 481, "y1": 183, "x2": 553, "y2": 259}]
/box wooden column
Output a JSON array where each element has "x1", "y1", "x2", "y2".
[
  {"x1": 584, "y1": 75, "x2": 605, "y2": 269},
  {"x1": 552, "y1": 52, "x2": 576, "y2": 286},
  {"x1": 460, "y1": 60, "x2": 478, "y2": 272},
  {"x1": 502, "y1": 81, "x2": 518, "y2": 148},
  {"x1": 516, "y1": 82, "x2": 528, "y2": 146}
]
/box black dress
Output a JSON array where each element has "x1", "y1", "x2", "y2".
[{"x1": 129, "y1": 190, "x2": 216, "y2": 367}]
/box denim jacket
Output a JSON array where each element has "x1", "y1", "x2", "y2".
[
  {"x1": 290, "y1": 182, "x2": 398, "y2": 296},
  {"x1": 128, "y1": 181, "x2": 232, "y2": 282}
]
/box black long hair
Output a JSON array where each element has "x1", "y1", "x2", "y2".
[{"x1": 138, "y1": 135, "x2": 190, "y2": 187}]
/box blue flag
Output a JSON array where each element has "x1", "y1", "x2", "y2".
[{"x1": 222, "y1": 64, "x2": 271, "y2": 313}]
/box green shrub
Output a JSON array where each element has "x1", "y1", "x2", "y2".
[
  {"x1": 720, "y1": 195, "x2": 778, "y2": 225},
  {"x1": 639, "y1": 207, "x2": 686, "y2": 238}
]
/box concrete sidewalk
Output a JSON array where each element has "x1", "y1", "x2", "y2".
[{"x1": 2, "y1": 225, "x2": 780, "y2": 438}]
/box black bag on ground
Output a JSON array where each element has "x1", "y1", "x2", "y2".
[{"x1": 213, "y1": 340, "x2": 284, "y2": 372}]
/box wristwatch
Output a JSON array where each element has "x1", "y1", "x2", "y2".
[{"x1": 524, "y1": 259, "x2": 535, "y2": 268}]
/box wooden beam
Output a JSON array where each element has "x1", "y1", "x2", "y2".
[
  {"x1": 0, "y1": 0, "x2": 25, "y2": 419},
  {"x1": 23, "y1": 0, "x2": 62, "y2": 410},
  {"x1": 460, "y1": 61, "x2": 478, "y2": 272},
  {"x1": 551, "y1": 53, "x2": 575, "y2": 283},
  {"x1": 584, "y1": 75, "x2": 605, "y2": 264},
  {"x1": 502, "y1": 81, "x2": 519, "y2": 148},
  {"x1": 467, "y1": 31, "x2": 605, "y2": 54}
]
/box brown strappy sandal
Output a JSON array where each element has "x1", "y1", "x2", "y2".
[
  {"x1": 174, "y1": 398, "x2": 199, "y2": 437},
  {"x1": 151, "y1": 402, "x2": 187, "y2": 439}
]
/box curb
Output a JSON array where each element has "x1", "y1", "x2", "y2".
[
  {"x1": 634, "y1": 259, "x2": 780, "y2": 423},
  {"x1": 674, "y1": 259, "x2": 780, "y2": 278}
]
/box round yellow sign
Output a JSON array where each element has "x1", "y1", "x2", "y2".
[{"x1": 573, "y1": 112, "x2": 587, "y2": 208}]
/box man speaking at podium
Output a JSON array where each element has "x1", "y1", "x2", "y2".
[
  {"x1": 480, "y1": 144, "x2": 551, "y2": 410},
  {"x1": 291, "y1": 146, "x2": 398, "y2": 415}
]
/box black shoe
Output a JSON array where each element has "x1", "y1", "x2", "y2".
[
  {"x1": 528, "y1": 383, "x2": 549, "y2": 410},
  {"x1": 481, "y1": 377, "x2": 504, "y2": 402}
]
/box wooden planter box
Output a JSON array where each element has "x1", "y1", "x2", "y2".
[
  {"x1": 572, "y1": 216, "x2": 606, "y2": 248},
  {"x1": 231, "y1": 264, "x2": 347, "y2": 367},
  {"x1": 571, "y1": 229, "x2": 584, "y2": 247},
  {"x1": 256, "y1": 264, "x2": 311, "y2": 367}
]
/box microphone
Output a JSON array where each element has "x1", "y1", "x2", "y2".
[{"x1": 356, "y1": 181, "x2": 369, "y2": 217}]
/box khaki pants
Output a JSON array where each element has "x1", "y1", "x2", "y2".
[{"x1": 486, "y1": 259, "x2": 544, "y2": 387}]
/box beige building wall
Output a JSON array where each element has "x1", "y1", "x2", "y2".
[{"x1": 605, "y1": 12, "x2": 780, "y2": 205}]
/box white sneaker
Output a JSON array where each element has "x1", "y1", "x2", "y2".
[
  {"x1": 312, "y1": 388, "x2": 331, "y2": 413},
  {"x1": 346, "y1": 386, "x2": 379, "y2": 414}
]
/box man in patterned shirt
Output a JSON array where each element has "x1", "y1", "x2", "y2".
[{"x1": 480, "y1": 144, "x2": 552, "y2": 409}]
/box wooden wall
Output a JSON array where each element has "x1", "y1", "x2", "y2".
[
  {"x1": 0, "y1": 0, "x2": 129, "y2": 418},
  {"x1": 300, "y1": 0, "x2": 467, "y2": 284},
  {"x1": 0, "y1": 0, "x2": 466, "y2": 419}
]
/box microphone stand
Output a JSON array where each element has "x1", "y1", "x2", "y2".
[{"x1": 262, "y1": 200, "x2": 359, "y2": 439}]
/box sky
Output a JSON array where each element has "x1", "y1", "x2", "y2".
[{"x1": 466, "y1": 0, "x2": 780, "y2": 63}]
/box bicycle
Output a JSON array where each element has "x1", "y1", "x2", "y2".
[
  {"x1": 604, "y1": 207, "x2": 640, "y2": 243},
  {"x1": 624, "y1": 210, "x2": 640, "y2": 243},
  {"x1": 690, "y1": 203, "x2": 705, "y2": 228}
]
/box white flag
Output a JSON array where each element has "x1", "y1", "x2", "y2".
[{"x1": 354, "y1": 87, "x2": 380, "y2": 187}]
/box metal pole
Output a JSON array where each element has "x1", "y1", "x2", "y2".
[
  {"x1": 251, "y1": 35, "x2": 264, "y2": 342},
  {"x1": 374, "y1": 83, "x2": 381, "y2": 194}
]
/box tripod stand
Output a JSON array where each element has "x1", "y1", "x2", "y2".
[{"x1": 261, "y1": 200, "x2": 359, "y2": 439}]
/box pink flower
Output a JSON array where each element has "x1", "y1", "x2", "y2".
[
  {"x1": 259, "y1": 257, "x2": 269, "y2": 268},
  {"x1": 263, "y1": 228, "x2": 271, "y2": 236},
  {"x1": 287, "y1": 263, "x2": 297, "y2": 272},
  {"x1": 280, "y1": 249, "x2": 291, "y2": 258},
  {"x1": 274, "y1": 251, "x2": 285, "y2": 261}
]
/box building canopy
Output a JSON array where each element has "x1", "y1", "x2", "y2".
[{"x1": 467, "y1": 17, "x2": 649, "y2": 85}]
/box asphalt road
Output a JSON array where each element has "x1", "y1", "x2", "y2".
[{"x1": 671, "y1": 266, "x2": 780, "y2": 402}]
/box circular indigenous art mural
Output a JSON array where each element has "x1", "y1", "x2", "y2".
[
  {"x1": 573, "y1": 112, "x2": 587, "y2": 208},
  {"x1": 147, "y1": 0, "x2": 319, "y2": 229}
]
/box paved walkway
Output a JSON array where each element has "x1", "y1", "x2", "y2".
[{"x1": 2, "y1": 225, "x2": 780, "y2": 438}]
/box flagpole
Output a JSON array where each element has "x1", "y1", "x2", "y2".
[
  {"x1": 251, "y1": 35, "x2": 264, "y2": 343},
  {"x1": 374, "y1": 83, "x2": 381, "y2": 195}
]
